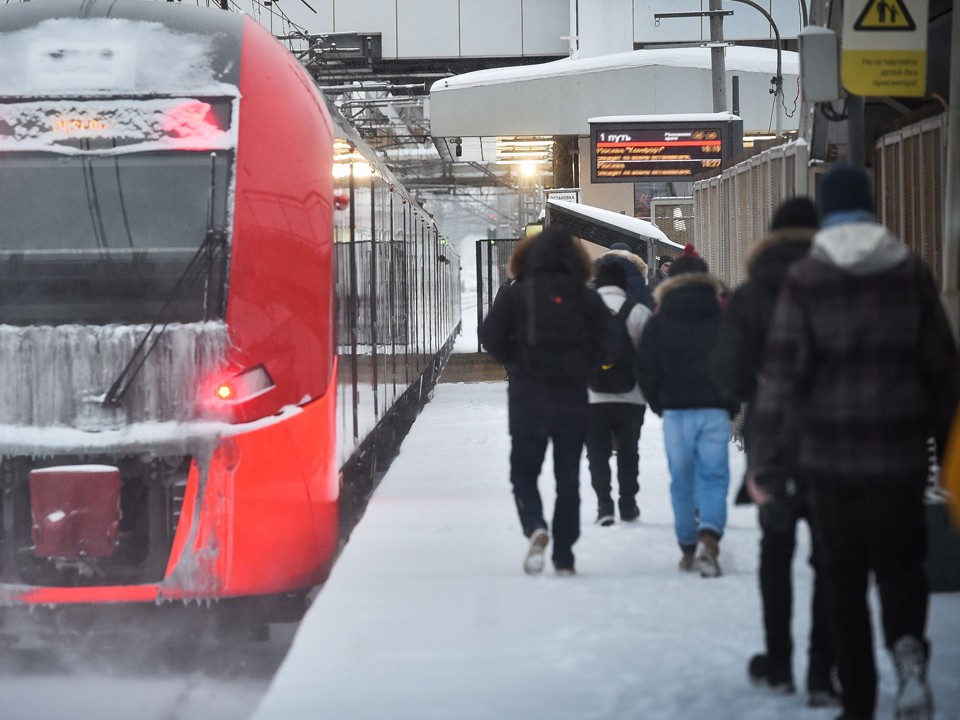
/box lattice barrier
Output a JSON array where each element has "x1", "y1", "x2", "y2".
[
  {"x1": 693, "y1": 141, "x2": 813, "y2": 290},
  {"x1": 650, "y1": 198, "x2": 695, "y2": 250},
  {"x1": 874, "y1": 113, "x2": 946, "y2": 289}
]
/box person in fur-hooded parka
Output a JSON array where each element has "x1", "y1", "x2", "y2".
[
  {"x1": 709, "y1": 196, "x2": 839, "y2": 703},
  {"x1": 479, "y1": 224, "x2": 619, "y2": 575}
]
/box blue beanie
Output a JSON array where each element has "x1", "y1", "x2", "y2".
[{"x1": 817, "y1": 165, "x2": 874, "y2": 217}]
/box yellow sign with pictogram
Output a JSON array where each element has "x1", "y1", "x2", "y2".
[
  {"x1": 853, "y1": 0, "x2": 916, "y2": 31},
  {"x1": 842, "y1": 0, "x2": 928, "y2": 96}
]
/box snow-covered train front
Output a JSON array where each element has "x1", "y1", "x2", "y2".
[{"x1": 0, "y1": 0, "x2": 340, "y2": 624}]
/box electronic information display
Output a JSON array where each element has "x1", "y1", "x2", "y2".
[{"x1": 590, "y1": 118, "x2": 743, "y2": 183}]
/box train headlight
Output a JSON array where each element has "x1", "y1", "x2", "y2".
[{"x1": 214, "y1": 365, "x2": 275, "y2": 403}]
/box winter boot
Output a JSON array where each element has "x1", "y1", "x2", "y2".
[
  {"x1": 695, "y1": 530, "x2": 722, "y2": 577},
  {"x1": 619, "y1": 501, "x2": 641, "y2": 522},
  {"x1": 596, "y1": 499, "x2": 615, "y2": 527},
  {"x1": 806, "y1": 656, "x2": 841, "y2": 708},
  {"x1": 523, "y1": 529, "x2": 549, "y2": 575},
  {"x1": 678, "y1": 544, "x2": 696, "y2": 572},
  {"x1": 748, "y1": 653, "x2": 796, "y2": 694},
  {"x1": 892, "y1": 636, "x2": 934, "y2": 720}
]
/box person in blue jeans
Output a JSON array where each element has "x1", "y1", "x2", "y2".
[{"x1": 637, "y1": 244, "x2": 738, "y2": 576}]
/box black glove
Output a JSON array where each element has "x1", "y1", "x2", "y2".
[{"x1": 755, "y1": 473, "x2": 798, "y2": 535}]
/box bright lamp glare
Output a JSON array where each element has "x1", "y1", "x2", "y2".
[
  {"x1": 519, "y1": 161, "x2": 538, "y2": 178},
  {"x1": 215, "y1": 383, "x2": 235, "y2": 400}
]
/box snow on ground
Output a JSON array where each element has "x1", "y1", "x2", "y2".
[{"x1": 253, "y1": 380, "x2": 960, "y2": 720}]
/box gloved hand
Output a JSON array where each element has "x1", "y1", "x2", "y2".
[{"x1": 754, "y1": 473, "x2": 798, "y2": 534}]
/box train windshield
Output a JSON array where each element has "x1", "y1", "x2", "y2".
[{"x1": 0, "y1": 99, "x2": 234, "y2": 326}]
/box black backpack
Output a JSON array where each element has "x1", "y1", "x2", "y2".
[
  {"x1": 589, "y1": 300, "x2": 637, "y2": 393},
  {"x1": 516, "y1": 274, "x2": 590, "y2": 379}
]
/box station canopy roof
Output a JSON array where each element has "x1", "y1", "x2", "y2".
[
  {"x1": 429, "y1": 46, "x2": 799, "y2": 138},
  {"x1": 546, "y1": 199, "x2": 685, "y2": 254}
]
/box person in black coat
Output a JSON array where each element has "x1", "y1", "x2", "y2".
[
  {"x1": 636, "y1": 244, "x2": 738, "y2": 577},
  {"x1": 710, "y1": 197, "x2": 838, "y2": 706},
  {"x1": 479, "y1": 224, "x2": 618, "y2": 575},
  {"x1": 647, "y1": 256, "x2": 673, "y2": 294}
]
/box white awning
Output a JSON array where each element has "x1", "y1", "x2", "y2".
[{"x1": 429, "y1": 46, "x2": 799, "y2": 137}]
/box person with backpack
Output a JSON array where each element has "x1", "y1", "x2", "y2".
[
  {"x1": 586, "y1": 261, "x2": 652, "y2": 526},
  {"x1": 596, "y1": 241, "x2": 654, "y2": 308},
  {"x1": 479, "y1": 224, "x2": 619, "y2": 576},
  {"x1": 636, "y1": 244, "x2": 739, "y2": 577}
]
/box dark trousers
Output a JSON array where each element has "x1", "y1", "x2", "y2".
[
  {"x1": 757, "y1": 485, "x2": 833, "y2": 684},
  {"x1": 509, "y1": 432, "x2": 583, "y2": 568},
  {"x1": 585, "y1": 403, "x2": 645, "y2": 512},
  {"x1": 810, "y1": 482, "x2": 929, "y2": 720}
]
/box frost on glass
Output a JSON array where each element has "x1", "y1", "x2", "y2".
[
  {"x1": 0, "y1": 18, "x2": 239, "y2": 98},
  {"x1": 0, "y1": 322, "x2": 229, "y2": 431}
]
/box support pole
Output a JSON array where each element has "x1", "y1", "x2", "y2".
[
  {"x1": 726, "y1": 0, "x2": 783, "y2": 135},
  {"x1": 943, "y1": 4, "x2": 960, "y2": 338},
  {"x1": 847, "y1": 93, "x2": 866, "y2": 169},
  {"x1": 709, "y1": 0, "x2": 728, "y2": 113}
]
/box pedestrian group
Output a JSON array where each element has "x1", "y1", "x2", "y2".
[{"x1": 478, "y1": 164, "x2": 959, "y2": 720}]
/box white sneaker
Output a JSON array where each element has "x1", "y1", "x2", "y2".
[
  {"x1": 523, "y1": 529, "x2": 549, "y2": 575},
  {"x1": 893, "y1": 636, "x2": 934, "y2": 720}
]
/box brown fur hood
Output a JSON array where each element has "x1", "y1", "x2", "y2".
[
  {"x1": 744, "y1": 227, "x2": 815, "y2": 275},
  {"x1": 653, "y1": 271, "x2": 724, "y2": 304},
  {"x1": 507, "y1": 235, "x2": 536, "y2": 280}
]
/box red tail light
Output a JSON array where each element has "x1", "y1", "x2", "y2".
[{"x1": 214, "y1": 365, "x2": 275, "y2": 404}]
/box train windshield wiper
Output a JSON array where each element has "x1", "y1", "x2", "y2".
[{"x1": 102, "y1": 153, "x2": 227, "y2": 408}]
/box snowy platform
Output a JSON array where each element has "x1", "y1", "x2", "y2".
[{"x1": 253, "y1": 380, "x2": 960, "y2": 720}]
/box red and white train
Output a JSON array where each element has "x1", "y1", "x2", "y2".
[{"x1": 0, "y1": 0, "x2": 459, "y2": 635}]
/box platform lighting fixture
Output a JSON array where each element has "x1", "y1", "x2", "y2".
[
  {"x1": 496, "y1": 136, "x2": 553, "y2": 167},
  {"x1": 519, "y1": 161, "x2": 539, "y2": 178}
]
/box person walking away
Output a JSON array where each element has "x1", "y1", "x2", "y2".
[
  {"x1": 586, "y1": 261, "x2": 652, "y2": 526},
  {"x1": 709, "y1": 197, "x2": 838, "y2": 706},
  {"x1": 479, "y1": 224, "x2": 619, "y2": 576},
  {"x1": 596, "y1": 241, "x2": 654, "y2": 308},
  {"x1": 636, "y1": 244, "x2": 738, "y2": 576},
  {"x1": 748, "y1": 164, "x2": 959, "y2": 720}
]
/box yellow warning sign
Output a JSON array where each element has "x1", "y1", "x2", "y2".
[
  {"x1": 842, "y1": 0, "x2": 927, "y2": 96},
  {"x1": 853, "y1": 0, "x2": 916, "y2": 31}
]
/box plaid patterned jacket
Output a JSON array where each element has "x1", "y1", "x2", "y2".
[{"x1": 748, "y1": 222, "x2": 959, "y2": 483}]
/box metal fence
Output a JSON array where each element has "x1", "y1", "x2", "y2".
[
  {"x1": 474, "y1": 238, "x2": 520, "y2": 352},
  {"x1": 874, "y1": 113, "x2": 947, "y2": 289},
  {"x1": 693, "y1": 140, "x2": 814, "y2": 289},
  {"x1": 692, "y1": 112, "x2": 948, "y2": 293},
  {"x1": 650, "y1": 197, "x2": 695, "y2": 249}
]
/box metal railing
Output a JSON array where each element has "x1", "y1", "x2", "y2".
[
  {"x1": 874, "y1": 113, "x2": 947, "y2": 289},
  {"x1": 693, "y1": 140, "x2": 815, "y2": 288}
]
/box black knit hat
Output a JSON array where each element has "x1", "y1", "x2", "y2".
[
  {"x1": 817, "y1": 165, "x2": 874, "y2": 217},
  {"x1": 594, "y1": 260, "x2": 628, "y2": 289},
  {"x1": 770, "y1": 196, "x2": 819, "y2": 231},
  {"x1": 669, "y1": 243, "x2": 708, "y2": 276}
]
